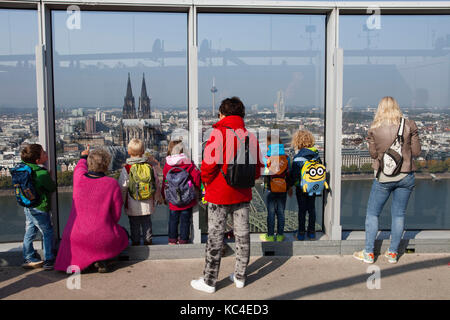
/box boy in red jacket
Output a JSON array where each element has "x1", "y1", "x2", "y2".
[
  {"x1": 162, "y1": 140, "x2": 201, "y2": 244},
  {"x1": 191, "y1": 97, "x2": 263, "y2": 293}
]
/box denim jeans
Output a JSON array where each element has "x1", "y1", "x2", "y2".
[
  {"x1": 365, "y1": 173, "x2": 415, "y2": 254},
  {"x1": 23, "y1": 207, "x2": 54, "y2": 262},
  {"x1": 264, "y1": 191, "x2": 287, "y2": 236},
  {"x1": 168, "y1": 208, "x2": 193, "y2": 243},
  {"x1": 296, "y1": 188, "x2": 316, "y2": 234}
]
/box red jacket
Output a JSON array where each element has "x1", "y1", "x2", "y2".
[
  {"x1": 162, "y1": 154, "x2": 201, "y2": 211},
  {"x1": 201, "y1": 115, "x2": 263, "y2": 205}
]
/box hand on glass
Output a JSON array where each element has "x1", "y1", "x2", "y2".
[{"x1": 81, "y1": 145, "x2": 90, "y2": 156}]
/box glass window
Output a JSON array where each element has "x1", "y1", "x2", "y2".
[
  {"x1": 340, "y1": 15, "x2": 450, "y2": 230},
  {"x1": 198, "y1": 14, "x2": 326, "y2": 234},
  {"x1": 52, "y1": 10, "x2": 188, "y2": 238},
  {"x1": 0, "y1": 9, "x2": 39, "y2": 242}
]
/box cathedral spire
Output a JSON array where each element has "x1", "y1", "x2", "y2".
[
  {"x1": 123, "y1": 73, "x2": 136, "y2": 119},
  {"x1": 141, "y1": 73, "x2": 148, "y2": 98},
  {"x1": 126, "y1": 72, "x2": 133, "y2": 98},
  {"x1": 138, "y1": 73, "x2": 151, "y2": 119}
]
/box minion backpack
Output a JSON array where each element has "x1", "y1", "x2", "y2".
[{"x1": 300, "y1": 158, "x2": 329, "y2": 196}]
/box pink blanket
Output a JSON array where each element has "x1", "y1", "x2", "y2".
[{"x1": 55, "y1": 159, "x2": 129, "y2": 271}]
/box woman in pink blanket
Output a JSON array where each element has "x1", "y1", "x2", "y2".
[{"x1": 55, "y1": 146, "x2": 129, "y2": 273}]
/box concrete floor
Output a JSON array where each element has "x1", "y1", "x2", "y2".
[{"x1": 0, "y1": 253, "x2": 449, "y2": 300}]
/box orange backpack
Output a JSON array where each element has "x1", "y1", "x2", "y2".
[{"x1": 267, "y1": 155, "x2": 288, "y2": 193}]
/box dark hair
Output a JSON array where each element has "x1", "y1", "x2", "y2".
[
  {"x1": 21, "y1": 144, "x2": 43, "y2": 164},
  {"x1": 219, "y1": 97, "x2": 245, "y2": 118}
]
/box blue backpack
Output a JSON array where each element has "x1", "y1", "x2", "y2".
[
  {"x1": 164, "y1": 167, "x2": 196, "y2": 207},
  {"x1": 10, "y1": 163, "x2": 40, "y2": 208}
]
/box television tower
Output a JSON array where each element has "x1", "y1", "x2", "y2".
[{"x1": 210, "y1": 77, "x2": 218, "y2": 117}]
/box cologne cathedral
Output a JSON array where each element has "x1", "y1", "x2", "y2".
[{"x1": 120, "y1": 73, "x2": 163, "y2": 152}]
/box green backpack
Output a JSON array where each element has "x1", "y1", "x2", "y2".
[{"x1": 127, "y1": 163, "x2": 156, "y2": 201}]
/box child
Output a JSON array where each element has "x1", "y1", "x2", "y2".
[
  {"x1": 162, "y1": 140, "x2": 201, "y2": 245},
  {"x1": 260, "y1": 133, "x2": 292, "y2": 242},
  {"x1": 16, "y1": 144, "x2": 56, "y2": 270},
  {"x1": 290, "y1": 130, "x2": 320, "y2": 241},
  {"x1": 119, "y1": 139, "x2": 162, "y2": 246}
]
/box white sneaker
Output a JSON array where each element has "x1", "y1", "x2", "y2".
[
  {"x1": 229, "y1": 273, "x2": 245, "y2": 288},
  {"x1": 190, "y1": 277, "x2": 215, "y2": 293}
]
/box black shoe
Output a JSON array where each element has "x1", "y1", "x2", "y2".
[
  {"x1": 94, "y1": 260, "x2": 110, "y2": 273},
  {"x1": 43, "y1": 259, "x2": 55, "y2": 271},
  {"x1": 144, "y1": 239, "x2": 152, "y2": 245}
]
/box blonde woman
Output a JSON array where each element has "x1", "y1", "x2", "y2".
[{"x1": 354, "y1": 97, "x2": 421, "y2": 264}]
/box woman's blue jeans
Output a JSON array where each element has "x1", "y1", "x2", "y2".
[
  {"x1": 264, "y1": 191, "x2": 287, "y2": 236},
  {"x1": 365, "y1": 173, "x2": 415, "y2": 254},
  {"x1": 23, "y1": 207, "x2": 54, "y2": 262}
]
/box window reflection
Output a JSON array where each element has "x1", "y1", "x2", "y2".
[
  {"x1": 340, "y1": 15, "x2": 450, "y2": 230},
  {"x1": 198, "y1": 14, "x2": 326, "y2": 233},
  {"x1": 0, "y1": 9, "x2": 39, "y2": 242},
  {"x1": 52, "y1": 11, "x2": 188, "y2": 237}
]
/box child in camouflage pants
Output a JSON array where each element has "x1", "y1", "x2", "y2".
[{"x1": 203, "y1": 202, "x2": 250, "y2": 287}]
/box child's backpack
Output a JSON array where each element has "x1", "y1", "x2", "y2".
[
  {"x1": 10, "y1": 163, "x2": 40, "y2": 207},
  {"x1": 266, "y1": 154, "x2": 289, "y2": 193},
  {"x1": 220, "y1": 126, "x2": 256, "y2": 189},
  {"x1": 165, "y1": 167, "x2": 196, "y2": 207},
  {"x1": 300, "y1": 157, "x2": 329, "y2": 196},
  {"x1": 200, "y1": 182, "x2": 207, "y2": 205},
  {"x1": 126, "y1": 163, "x2": 156, "y2": 201}
]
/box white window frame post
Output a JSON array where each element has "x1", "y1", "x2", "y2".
[
  {"x1": 36, "y1": 1, "x2": 60, "y2": 241},
  {"x1": 188, "y1": 4, "x2": 202, "y2": 243},
  {"x1": 324, "y1": 7, "x2": 343, "y2": 240}
]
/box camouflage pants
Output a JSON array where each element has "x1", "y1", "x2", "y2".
[{"x1": 203, "y1": 202, "x2": 250, "y2": 287}]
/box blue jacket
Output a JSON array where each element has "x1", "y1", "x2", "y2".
[{"x1": 290, "y1": 147, "x2": 320, "y2": 187}]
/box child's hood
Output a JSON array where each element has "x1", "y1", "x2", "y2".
[
  {"x1": 165, "y1": 153, "x2": 192, "y2": 166},
  {"x1": 296, "y1": 147, "x2": 319, "y2": 159},
  {"x1": 126, "y1": 156, "x2": 148, "y2": 165},
  {"x1": 263, "y1": 144, "x2": 286, "y2": 167},
  {"x1": 267, "y1": 144, "x2": 285, "y2": 157}
]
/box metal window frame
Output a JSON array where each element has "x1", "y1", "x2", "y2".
[{"x1": 1, "y1": 0, "x2": 450, "y2": 244}]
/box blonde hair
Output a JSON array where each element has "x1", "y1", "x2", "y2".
[
  {"x1": 87, "y1": 148, "x2": 111, "y2": 173},
  {"x1": 291, "y1": 130, "x2": 315, "y2": 151},
  {"x1": 168, "y1": 140, "x2": 184, "y2": 156},
  {"x1": 128, "y1": 138, "x2": 145, "y2": 156},
  {"x1": 371, "y1": 96, "x2": 403, "y2": 129}
]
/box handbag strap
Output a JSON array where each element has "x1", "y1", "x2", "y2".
[{"x1": 397, "y1": 117, "x2": 405, "y2": 145}]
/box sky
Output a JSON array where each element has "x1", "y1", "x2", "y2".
[{"x1": 0, "y1": 7, "x2": 449, "y2": 110}]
